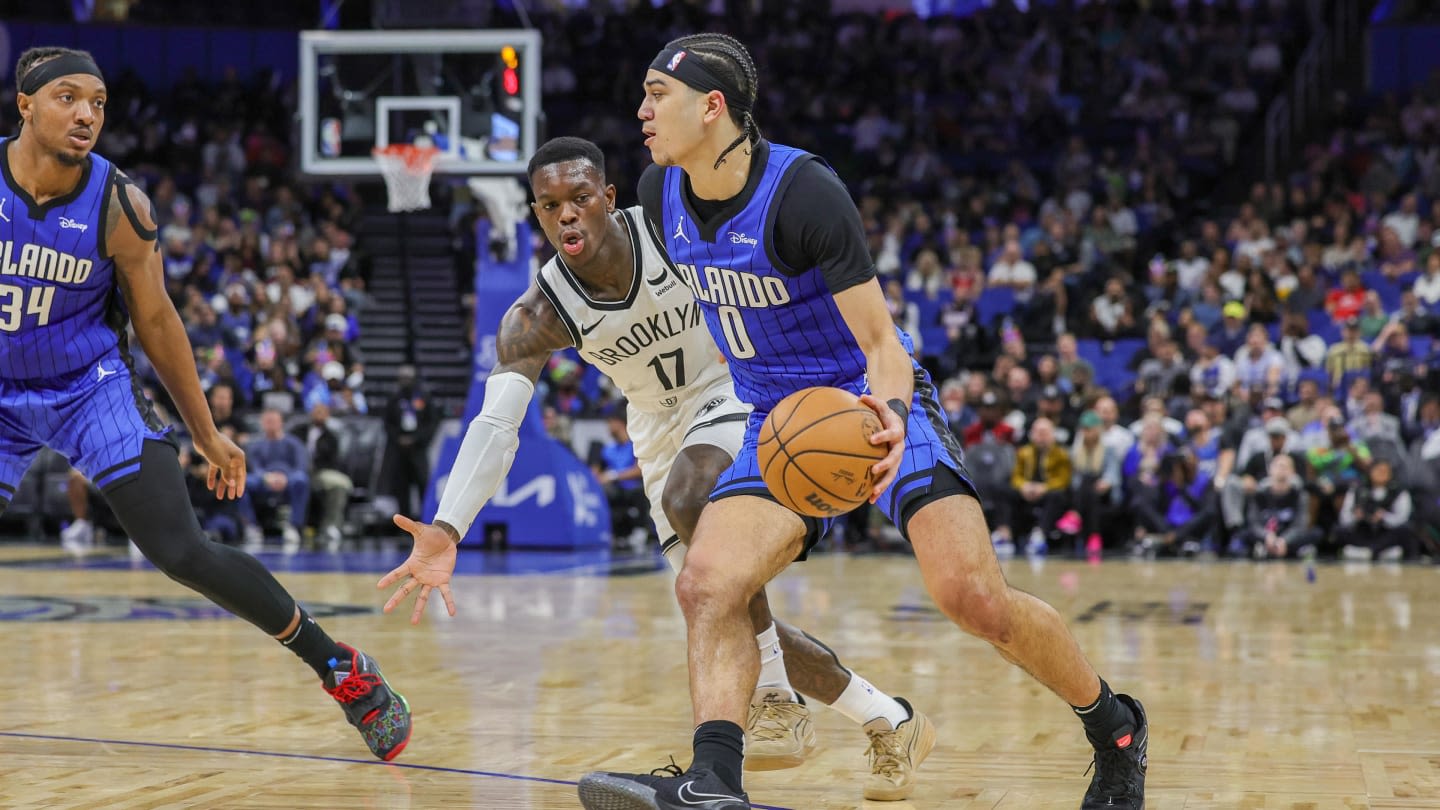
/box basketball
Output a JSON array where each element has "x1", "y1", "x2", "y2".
[{"x1": 757, "y1": 387, "x2": 888, "y2": 518}]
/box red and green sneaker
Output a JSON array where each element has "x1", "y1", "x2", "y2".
[{"x1": 323, "y1": 643, "x2": 412, "y2": 761}]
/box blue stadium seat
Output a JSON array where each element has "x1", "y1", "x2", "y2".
[
  {"x1": 1107, "y1": 338, "x2": 1146, "y2": 369},
  {"x1": 905, "y1": 289, "x2": 952, "y2": 358},
  {"x1": 1374, "y1": 280, "x2": 1402, "y2": 312},
  {"x1": 1297, "y1": 367, "x2": 1331, "y2": 393},
  {"x1": 1079, "y1": 338, "x2": 1145, "y2": 395},
  {"x1": 975, "y1": 287, "x2": 1015, "y2": 328},
  {"x1": 224, "y1": 346, "x2": 254, "y2": 400},
  {"x1": 920, "y1": 325, "x2": 950, "y2": 357},
  {"x1": 1339, "y1": 369, "x2": 1370, "y2": 396},
  {"x1": 1411, "y1": 335, "x2": 1432, "y2": 359},
  {"x1": 1307, "y1": 310, "x2": 1342, "y2": 344}
]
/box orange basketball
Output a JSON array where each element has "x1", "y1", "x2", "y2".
[{"x1": 757, "y1": 387, "x2": 887, "y2": 518}]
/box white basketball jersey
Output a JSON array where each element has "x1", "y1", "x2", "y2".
[{"x1": 535, "y1": 206, "x2": 730, "y2": 413}]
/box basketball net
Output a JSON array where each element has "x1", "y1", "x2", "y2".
[{"x1": 373, "y1": 143, "x2": 440, "y2": 213}]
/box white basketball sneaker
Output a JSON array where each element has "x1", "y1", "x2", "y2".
[
  {"x1": 60, "y1": 519, "x2": 94, "y2": 556},
  {"x1": 863, "y1": 698, "x2": 936, "y2": 801},
  {"x1": 744, "y1": 687, "x2": 816, "y2": 771}
]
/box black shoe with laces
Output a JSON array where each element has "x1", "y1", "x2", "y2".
[
  {"x1": 577, "y1": 761, "x2": 750, "y2": 810},
  {"x1": 1081, "y1": 694, "x2": 1147, "y2": 809},
  {"x1": 322, "y1": 644, "x2": 412, "y2": 761}
]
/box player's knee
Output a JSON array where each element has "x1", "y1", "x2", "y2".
[
  {"x1": 934, "y1": 579, "x2": 1014, "y2": 645},
  {"x1": 673, "y1": 551, "x2": 747, "y2": 618},
  {"x1": 660, "y1": 485, "x2": 707, "y2": 544},
  {"x1": 144, "y1": 531, "x2": 214, "y2": 585}
]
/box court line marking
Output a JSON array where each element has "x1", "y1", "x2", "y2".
[{"x1": 0, "y1": 730, "x2": 794, "y2": 809}]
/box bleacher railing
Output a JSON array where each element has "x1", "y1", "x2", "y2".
[{"x1": 1264, "y1": 0, "x2": 1366, "y2": 182}]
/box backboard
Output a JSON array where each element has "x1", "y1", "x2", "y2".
[{"x1": 298, "y1": 30, "x2": 542, "y2": 177}]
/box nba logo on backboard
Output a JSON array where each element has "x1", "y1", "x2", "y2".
[
  {"x1": 667, "y1": 51, "x2": 687, "y2": 70},
  {"x1": 320, "y1": 118, "x2": 342, "y2": 158}
]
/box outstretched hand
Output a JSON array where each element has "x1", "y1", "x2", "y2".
[
  {"x1": 858, "y1": 393, "x2": 906, "y2": 503},
  {"x1": 377, "y1": 514, "x2": 459, "y2": 625},
  {"x1": 194, "y1": 432, "x2": 247, "y2": 500}
]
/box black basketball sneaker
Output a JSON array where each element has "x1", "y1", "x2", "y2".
[
  {"x1": 578, "y1": 762, "x2": 749, "y2": 810},
  {"x1": 322, "y1": 643, "x2": 412, "y2": 761},
  {"x1": 1081, "y1": 694, "x2": 1148, "y2": 809}
]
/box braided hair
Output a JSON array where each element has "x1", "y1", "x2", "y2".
[
  {"x1": 14, "y1": 47, "x2": 85, "y2": 93},
  {"x1": 663, "y1": 33, "x2": 761, "y2": 170}
]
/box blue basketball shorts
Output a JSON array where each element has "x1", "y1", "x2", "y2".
[
  {"x1": 710, "y1": 367, "x2": 979, "y2": 557},
  {"x1": 0, "y1": 349, "x2": 173, "y2": 510}
]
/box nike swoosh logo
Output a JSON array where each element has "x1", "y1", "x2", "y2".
[
  {"x1": 675, "y1": 781, "x2": 742, "y2": 807},
  {"x1": 646, "y1": 268, "x2": 670, "y2": 285},
  {"x1": 579, "y1": 316, "x2": 606, "y2": 336}
]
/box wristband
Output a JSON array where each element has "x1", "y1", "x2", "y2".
[
  {"x1": 435, "y1": 520, "x2": 462, "y2": 545},
  {"x1": 886, "y1": 398, "x2": 909, "y2": 427}
]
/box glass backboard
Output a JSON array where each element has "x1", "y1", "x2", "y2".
[{"x1": 298, "y1": 30, "x2": 542, "y2": 177}]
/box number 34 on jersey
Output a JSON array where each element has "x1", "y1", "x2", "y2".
[{"x1": 0, "y1": 241, "x2": 94, "y2": 332}]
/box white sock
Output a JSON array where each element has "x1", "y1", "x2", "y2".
[
  {"x1": 661, "y1": 536, "x2": 686, "y2": 573},
  {"x1": 829, "y1": 672, "x2": 910, "y2": 728},
  {"x1": 755, "y1": 623, "x2": 796, "y2": 700}
]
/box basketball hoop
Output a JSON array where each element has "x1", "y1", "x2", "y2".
[{"x1": 373, "y1": 143, "x2": 441, "y2": 213}]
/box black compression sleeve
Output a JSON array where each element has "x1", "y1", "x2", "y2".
[
  {"x1": 105, "y1": 439, "x2": 297, "y2": 635},
  {"x1": 773, "y1": 161, "x2": 876, "y2": 294}
]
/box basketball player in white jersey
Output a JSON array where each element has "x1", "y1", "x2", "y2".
[{"x1": 378, "y1": 137, "x2": 935, "y2": 800}]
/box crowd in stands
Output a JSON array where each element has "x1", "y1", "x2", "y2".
[
  {"x1": 532, "y1": 2, "x2": 1440, "y2": 561},
  {"x1": 530, "y1": 2, "x2": 1440, "y2": 561},
  {"x1": 8, "y1": 1, "x2": 1437, "y2": 562},
  {"x1": 843, "y1": 26, "x2": 1440, "y2": 562}
]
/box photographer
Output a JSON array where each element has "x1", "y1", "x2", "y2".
[
  {"x1": 1240, "y1": 455, "x2": 1319, "y2": 559},
  {"x1": 1129, "y1": 441, "x2": 1217, "y2": 556},
  {"x1": 1336, "y1": 460, "x2": 1414, "y2": 561},
  {"x1": 1161, "y1": 448, "x2": 1220, "y2": 556},
  {"x1": 1304, "y1": 413, "x2": 1371, "y2": 537}
]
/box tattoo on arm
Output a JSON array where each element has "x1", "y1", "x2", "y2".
[
  {"x1": 493, "y1": 293, "x2": 573, "y2": 381},
  {"x1": 104, "y1": 184, "x2": 123, "y2": 254}
]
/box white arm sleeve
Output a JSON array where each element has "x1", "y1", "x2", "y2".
[{"x1": 432, "y1": 372, "x2": 536, "y2": 538}]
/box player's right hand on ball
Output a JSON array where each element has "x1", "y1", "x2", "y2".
[
  {"x1": 379, "y1": 515, "x2": 459, "y2": 625},
  {"x1": 858, "y1": 393, "x2": 906, "y2": 503}
]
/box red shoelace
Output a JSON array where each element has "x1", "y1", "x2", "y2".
[{"x1": 328, "y1": 672, "x2": 381, "y2": 703}]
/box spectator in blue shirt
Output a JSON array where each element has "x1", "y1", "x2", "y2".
[
  {"x1": 242, "y1": 408, "x2": 310, "y2": 551},
  {"x1": 592, "y1": 410, "x2": 648, "y2": 553}
]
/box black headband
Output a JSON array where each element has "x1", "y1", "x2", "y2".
[
  {"x1": 649, "y1": 47, "x2": 751, "y2": 116},
  {"x1": 19, "y1": 54, "x2": 104, "y2": 95}
]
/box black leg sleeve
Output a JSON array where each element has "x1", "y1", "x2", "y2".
[{"x1": 102, "y1": 440, "x2": 297, "y2": 636}]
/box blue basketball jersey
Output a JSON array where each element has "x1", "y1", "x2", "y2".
[
  {"x1": 0, "y1": 138, "x2": 121, "y2": 380},
  {"x1": 659, "y1": 143, "x2": 914, "y2": 413}
]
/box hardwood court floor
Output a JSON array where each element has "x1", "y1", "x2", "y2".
[{"x1": 0, "y1": 545, "x2": 1435, "y2": 809}]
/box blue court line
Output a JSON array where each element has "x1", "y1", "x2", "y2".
[{"x1": 0, "y1": 730, "x2": 794, "y2": 810}]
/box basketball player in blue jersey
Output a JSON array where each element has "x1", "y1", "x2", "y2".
[
  {"x1": 577, "y1": 35, "x2": 1148, "y2": 810},
  {"x1": 380, "y1": 136, "x2": 933, "y2": 800},
  {"x1": 0, "y1": 47, "x2": 411, "y2": 760}
]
